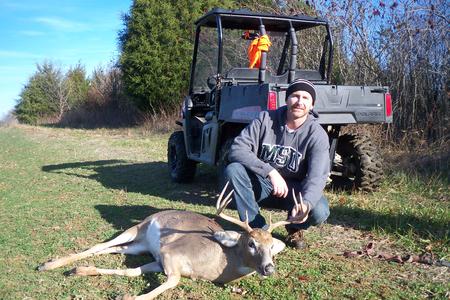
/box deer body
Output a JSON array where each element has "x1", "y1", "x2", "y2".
[
  {"x1": 39, "y1": 185, "x2": 308, "y2": 299},
  {"x1": 144, "y1": 210, "x2": 263, "y2": 283}
]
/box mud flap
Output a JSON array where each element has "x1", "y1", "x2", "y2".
[{"x1": 199, "y1": 121, "x2": 219, "y2": 165}]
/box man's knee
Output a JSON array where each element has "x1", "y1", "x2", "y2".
[
  {"x1": 225, "y1": 162, "x2": 247, "y2": 181},
  {"x1": 309, "y1": 196, "x2": 330, "y2": 226}
]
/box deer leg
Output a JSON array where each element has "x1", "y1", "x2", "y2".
[
  {"x1": 132, "y1": 273, "x2": 181, "y2": 300},
  {"x1": 121, "y1": 251, "x2": 182, "y2": 300},
  {"x1": 38, "y1": 225, "x2": 141, "y2": 271},
  {"x1": 95, "y1": 241, "x2": 148, "y2": 256},
  {"x1": 71, "y1": 261, "x2": 162, "y2": 277}
]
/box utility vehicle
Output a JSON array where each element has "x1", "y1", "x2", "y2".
[{"x1": 167, "y1": 8, "x2": 392, "y2": 191}]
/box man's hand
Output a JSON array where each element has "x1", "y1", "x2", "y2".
[
  {"x1": 289, "y1": 191, "x2": 310, "y2": 223},
  {"x1": 268, "y1": 169, "x2": 288, "y2": 198}
]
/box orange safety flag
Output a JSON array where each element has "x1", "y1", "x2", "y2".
[{"x1": 248, "y1": 34, "x2": 272, "y2": 68}]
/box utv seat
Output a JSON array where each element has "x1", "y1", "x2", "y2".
[
  {"x1": 294, "y1": 70, "x2": 325, "y2": 83},
  {"x1": 269, "y1": 69, "x2": 326, "y2": 84},
  {"x1": 225, "y1": 68, "x2": 326, "y2": 84},
  {"x1": 225, "y1": 68, "x2": 260, "y2": 82}
]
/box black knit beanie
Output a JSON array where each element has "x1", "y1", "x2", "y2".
[{"x1": 286, "y1": 79, "x2": 316, "y2": 104}]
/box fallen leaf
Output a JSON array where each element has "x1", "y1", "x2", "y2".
[
  {"x1": 231, "y1": 286, "x2": 246, "y2": 295},
  {"x1": 365, "y1": 242, "x2": 375, "y2": 256},
  {"x1": 387, "y1": 255, "x2": 403, "y2": 263}
]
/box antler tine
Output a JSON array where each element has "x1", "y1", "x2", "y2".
[
  {"x1": 292, "y1": 189, "x2": 307, "y2": 212},
  {"x1": 244, "y1": 211, "x2": 250, "y2": 229},
  {"x1": 292, "y1": 188, "x2": 299, "y2": 206},
  {"x1": 216, "y1": 181, "x2": 230, "y2": 211},
  {"x1": 266, "y1": 188, "x2": 309, "y2": 233},
  {"x1": 266, "y1": 212, "x2": 289, "y2": 233},
  {"x1": 217, "y1": 189, "x2": 234, "y2": 215},
  {"x1": 216, "y1": 182, "x2": 252, "y2": 232},
  {"x1": 287, "y1": 189, "x2": 309, "y2": 223},
  {"x1": 266, "y1": 220, "x2": 290, "y2": 233}
]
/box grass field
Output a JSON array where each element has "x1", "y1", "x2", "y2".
[{"x1": 0, "y1": 125, "x2": 448, "y2": 299}]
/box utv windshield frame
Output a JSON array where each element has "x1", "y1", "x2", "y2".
[{"x1": 189, "y1": 8, "x2": 333, "y2": 94}]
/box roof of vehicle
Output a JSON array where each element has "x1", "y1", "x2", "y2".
[{"x1": 195, "y1": 8, "x2": 328, "y2": 31}]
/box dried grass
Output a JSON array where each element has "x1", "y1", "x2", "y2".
[
  {"x1": 56, "y1": 101, "x2": 141, "y2": 129},
  {"x1": 138, "y1": 108, "x2": 180, "y2": 134},
  {"x1": 339, "y1": 124, "x2": 449, "y2": 179},
  {"x1": 0, "y1": 112, "x2": 18, "y2": 127}
]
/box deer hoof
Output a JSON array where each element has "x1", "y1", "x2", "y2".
[
  {"x1": 37, "y1": 260, "x2": 56, "y2": 272},
  {"x1": 37, "y1": 264, "x2": 47, "y2": 272},
  {"x1": 70, "y1": 266, "x2": 99, "y2": 276}
]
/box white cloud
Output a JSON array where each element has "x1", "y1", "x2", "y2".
[
  {"x1": 19, "y1": 30, "x2": 45, "y2": 36},
  {"x1": 34, "y1": 17, "x2": 89, "y2": 32},
  {"x1": 1, "y1": 1, "x2": 76, "y2": 13},
  {"x1": 0, "y1": 50, "x2": 42, "y2": 59},
  {"x1": 1, "y1": 2, "x2": 43, "y2": 11}
]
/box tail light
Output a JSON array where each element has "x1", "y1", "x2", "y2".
[
  {"x1": 267, "y1": 91, "x2": 277, "y2": 110},
  {"x1": 385, "y1": 92, "x2": 392, "y2": 117}
]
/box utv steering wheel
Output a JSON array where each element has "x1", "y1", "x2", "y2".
[{"x1": 207, "y1": 75, "x2": 217, "y2": 90}]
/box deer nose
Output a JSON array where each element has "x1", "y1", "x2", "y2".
[{"x1": 263, "y1": 263, "x2": 275, "y2": 276}]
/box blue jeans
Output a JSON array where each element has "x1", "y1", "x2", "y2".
[{"x1": 225, "y1": 162, "x2": 330, "y2": 231}]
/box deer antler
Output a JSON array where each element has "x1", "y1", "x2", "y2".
[
  {"x1": 266, "y1": 189, "x2": 310, "y2": 233},
  {"x1": 216, "y1": 181, "x2": 252, "y2": 233}
]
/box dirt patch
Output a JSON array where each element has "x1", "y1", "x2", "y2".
[{"x1": 309, "y1": 224, "x2": 450, "y2": 284}]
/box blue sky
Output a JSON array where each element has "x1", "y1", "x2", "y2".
[{"x1": 0, "y1": 0, "x2": 131, "y2": 119}]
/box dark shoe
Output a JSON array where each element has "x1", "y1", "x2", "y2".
[{"x1": 285, "y1": 229, "x2": 307, "y2": 250}]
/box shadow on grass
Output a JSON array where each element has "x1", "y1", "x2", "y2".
[
  {"x1": 95, "y1": 204, "x2": 163, "y2": 231},
  {"x1": 42, "y1": 159, "x2": 218, "y2": 208},
  {"x1": 328, "y1": 206, "x2": 449, "y2": 241},
  {"x1": 102, "y1": 204, "x2": 159, "y2": 297},
  {"x1": 43, "y1": 159, "x2": 447, "y2": 241},
  {"x1": 94, "y1": 204, "x2": 232, "y2": 232}
]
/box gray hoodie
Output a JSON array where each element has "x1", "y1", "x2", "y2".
[{"x1": 228, "y1": 105, "x2": 330, "y2": 208}]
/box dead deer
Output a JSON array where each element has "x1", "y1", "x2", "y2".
[{"x1": 38, "y1": 183, "x2": 309, "y2": 300}]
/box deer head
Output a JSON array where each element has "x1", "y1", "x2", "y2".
[{"x1": 213, "y1": 182, "x2": 309, "y2": 276}]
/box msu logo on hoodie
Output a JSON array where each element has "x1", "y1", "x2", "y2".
[{"x1": 260, "y1": 143, "x2": 303, "y2": 173}]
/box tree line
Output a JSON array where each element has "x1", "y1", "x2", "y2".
[
  {"x1": 14, "y1": 62, "x2": 137, "y2": 127},
  {"x1": 14, "y1": 0, "x2": 448, "y2": 141}
]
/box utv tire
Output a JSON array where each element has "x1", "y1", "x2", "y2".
[
  {"x1": 167, "y1": 131, "x2": 197, "y2": 183},
  {"x1": 331, "y1": 133, "x2": 383, "y2": 192}
]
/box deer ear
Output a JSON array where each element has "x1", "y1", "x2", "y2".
[
  {"x1": 213, "y1": 231, "x2": 241, "y2": 247},
  {"x1": 272, "y1": 238, "x2": 286, "y2": 255}
]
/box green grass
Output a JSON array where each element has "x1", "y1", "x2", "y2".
[{"x1": 0, "y1": 125, "x2": 448, "y2": 299}]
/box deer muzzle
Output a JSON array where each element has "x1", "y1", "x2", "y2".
[{"x1": 261, "y1": 262, "x2": 275, "y2": 276}]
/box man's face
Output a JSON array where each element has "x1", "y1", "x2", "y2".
[{"x1": 286, "y1": 90, "x2": 314, "y2": 120}]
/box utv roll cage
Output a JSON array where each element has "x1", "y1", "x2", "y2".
[{"x1": 189, "y1": 8, "x2": 333, "y2": 94}]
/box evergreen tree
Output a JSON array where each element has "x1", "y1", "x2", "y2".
[
  {"x1": 15, "y1": 61, "x2": 90, "y2": 124},
  {"x1": 66, "y1": 64, "x2": 90, "y2": 109},
  {"x1": 118, "y1": 0, "x2": 234, "y2": 113},
  {"x1": 15, "y1": 62, "x2": 63, "y2": 124}
]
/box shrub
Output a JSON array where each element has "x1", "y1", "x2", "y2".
[{"x1": 15, "y1": 62, "x2": 90, "y2": 124}]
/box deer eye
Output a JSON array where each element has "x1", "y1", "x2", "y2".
[{"x1": 248, "y1": 241, "x2": 256, "y2": 249}]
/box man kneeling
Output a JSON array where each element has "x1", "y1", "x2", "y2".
[{"x1": 225, "y1": 79, "x2": 330, "y2": 249}]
